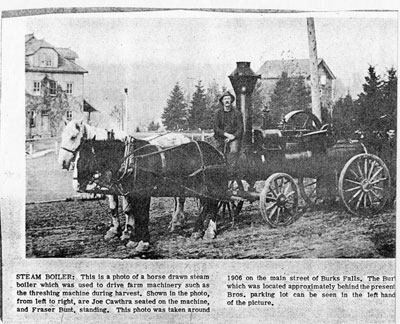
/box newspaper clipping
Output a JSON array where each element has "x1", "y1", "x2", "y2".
[{"x1": 0, "y1": 3, "x2": 397, "y2": 324}]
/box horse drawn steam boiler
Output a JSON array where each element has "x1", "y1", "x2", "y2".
[
  {"x1": 220, "y1": 62, "x2": 391, "y2": 227},
  {"x1": 74, "y1": 62, "x2": 392, "y2": 229}
]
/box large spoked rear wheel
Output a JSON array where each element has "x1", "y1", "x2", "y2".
[
  {"x1": 339, "y1": 153, "x2": 391, "y2": 216},
  {"x1": 260, "y1": 173, "x2": 300, "y2": 227}
]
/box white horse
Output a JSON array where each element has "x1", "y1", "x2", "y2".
[{"x1": 59, "y1": 119, "x2": 190, "y2": 244}]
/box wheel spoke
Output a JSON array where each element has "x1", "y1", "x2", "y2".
[
  {"x1": 349, "y1": 168, "x2": 362, "y2": 180},
  {"x1": 370, "y1": 177, "x2": 387, "y2": 185},
  {"x1": 345, "y1": 185, "x2": 361, "y2": 193},
  {"x1": 269, "y1": 205, "x2": 278, "y2": 221},
  {"x1": 267, "y1": 185, "x2": 278, "y2": 198},
  {"x1": 274, "y1": 179, "x2": 279, "y2": 193},
  {"x1": 265, "y1": 202, "x2": 276, "y2": 212},
  {"x1": 363, "y1": 192, "x2": 367, "y2": 209},
  {"x1": 276, "y1": 207, "x2": 282, "y2": 223},
  {"x1": 357, "y1": 161, "x2": 364, "y2": 179},
  {"x1": 285, "y1": 190, "x2": 296, "y2": 198},
  {"x1": 345, "y1": 178, "x2": 362, "y2": 186},
  {"x1": 366, "y1": 192, "x2": 378, "y2": 207},
  {"x1": 347, "y1": 188, "x2": 363, "y2": 204},
  {"x1": 370, "y1": 189, "x2": 383, "y2": 200},
  {"x1": 364, "y1": 158, "x2": 368, "y2": 179},
  {"x1": 367, "y1": 160, "x2": 376, "y2": 179},
  {"x1": 370, "y1": 167, "x2": 383, "y2": 181},
  {"x1": 304, "y1": 180, "x2": 317, "y2": 188},
  {"x1": 355, "y1": 192, "x2": 364, "y2": 210},
  {"x1": 285, "y1": 201, "x2": 295, "y2": 209},
  {"x1": 283, "y1": 182, "x2": 292, "y2": 195},
  {"x1": 279, "y1": 178, "x2": 286, "y2": 193}
]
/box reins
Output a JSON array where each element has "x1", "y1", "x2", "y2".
[{"x1": 60, "y1": 146, "x2": 78, "y2": 154}]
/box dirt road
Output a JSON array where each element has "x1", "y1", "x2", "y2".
[{"x1": 26, "y1": 197, "x2": 395, "y2": 259}]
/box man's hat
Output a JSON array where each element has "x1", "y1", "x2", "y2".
[{"x1": 219, "y1": 91, "x2": 235, "y2": 104}]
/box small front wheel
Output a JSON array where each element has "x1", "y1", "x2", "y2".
[{"x1": 260, "y1": 173, "x2": 300, "y2": 227}]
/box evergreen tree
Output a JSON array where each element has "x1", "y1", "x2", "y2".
[
  {"x1": 204, "y1": 80, "x2": 222, "y2": 130},
  {"x1": 355, "y1": 65, "x2": 384, "y2": 132},
  {"x1": 269, "y1": 72, "x2": 311, "y2": 125},
  {"x1": 289, "y1": 74, "x2": 311, "y2": 113},
  {"x1": 332, "y1": 93, "x2": 356, "y2": 139},
  {"x1": 188, "y1": 81, "x2": 207, "y2": 130},
  {"x1": 251, "y1": 80, "x2": 266, "y2": 128},
  {"x1": 269, "y1": 71, "x2": 292, "y2": 124},
  {"x1": 162, "y1": 83, "x2": 188, "y2": 131},
  {"x1": 381, "y1": 67, "x2": 397, "y2": 130}
]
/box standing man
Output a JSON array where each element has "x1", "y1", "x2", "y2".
[{"x1": 213, "y1": 91, "x2": 243, "y2": 168}]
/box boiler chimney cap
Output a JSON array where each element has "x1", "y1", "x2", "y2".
[{"x1": 229, "y1": 61, "x2": 260, "y2": 78}]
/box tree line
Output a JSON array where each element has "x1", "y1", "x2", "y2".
[
  {"x1": 332, "y1": 66, "x2": 397, "y2": 139},
  {"x1": 159, "y1": 66, "x2": 397, "y2": 138},
  {"x1": 159, "y1": 81, "x2": 226, "y2": 131}
]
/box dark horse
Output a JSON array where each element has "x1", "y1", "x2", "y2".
[
  {"x1": 75, "y1": 137, "x2": 227, "y2": 252},
  {"x1": 75, "y1": 138, "x2": 154, "y2": 252}
]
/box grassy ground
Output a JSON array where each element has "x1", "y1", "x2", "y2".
[
  {"x1": 26, "y1": 137, "x2": 60, "y2": 154},
  {"x1": 26, "y1": 152, "x2": 77, "y2": 203}
]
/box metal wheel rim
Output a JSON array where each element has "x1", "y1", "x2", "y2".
[
  {"x1": 338, "y1": 153, "x2": 391, "y2": 216},
  {"x1": 260, "y1": 173, "x2": 299, "y2": 227}
]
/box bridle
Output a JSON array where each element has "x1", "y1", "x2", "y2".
[
  {"x1": 60, "y1": 123, "x2": 87, "y2": 158},
  {"x1": 60, "y1": 145, "x2": 80, "y2": 155}
]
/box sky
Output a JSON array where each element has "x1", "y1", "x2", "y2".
[{"x1": 24, "y1": 11, "x2": 398, "y2": 129}]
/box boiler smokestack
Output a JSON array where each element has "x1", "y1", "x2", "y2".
[{"x1": 228, "y1": 62, "x2": 260, "y2": 148}]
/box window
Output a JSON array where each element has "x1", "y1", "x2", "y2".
[
  {"x1": 66, "y1": 110, "x2": 73, "y2": 121},
  {"x1": 38, "y1": 54, "x2": 53, "y2": 67},
  {"x1": 320, "y1": 74, "x2": 327, "y2": 86},
  {"x1": 29, "y1": 111, "x2": 36, "y2": 128},
  {"x1": 66, "y1": 83, "x2": 73, "y2": 94},
  {"x1": 49, "y1": 80, "x2": 57, "y2": 95},
  {"x1": 33, "y1": 81, "x2": 41, "y2": 95}
]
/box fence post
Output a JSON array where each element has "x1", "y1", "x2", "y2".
[
  {"x1": 201, "y1": 130, "x2": 205, "y2": 141},
  {"x1": 29, "y1": 143, "x2": 33, "y2": 155}
]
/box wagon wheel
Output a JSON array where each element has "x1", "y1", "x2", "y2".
[
  {"x1": 219, "y1": 179, "x2": 246, "y2": 223},
  {"x1": 260, "y1": 173, "x2": 300, "y2": 227},
  {"x1": 284, "y1": 110, "x2": 322, "y2": 131},
  {"x1": 338, "y1": 153, "x2": 391, "y2": 216},
  {"x1": 298, "y1": 177, "x2": 319, "y2": 206},
  {"x1": 297, "y1": 177, "x2": 323, "y2": 207}
]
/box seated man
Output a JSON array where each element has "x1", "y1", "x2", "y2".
[{"x1": 213, "y1": 91, "x2": 243, "y2": 169}]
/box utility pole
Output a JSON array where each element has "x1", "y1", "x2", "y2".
[
  {"x1": 307, "y1": 17, "x2": 322, "y2": 122},
  {"x1": 124, "y1": 88, "x2": 128, "y2": 133}
]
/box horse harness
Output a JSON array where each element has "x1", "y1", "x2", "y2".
[{"x1": 77, "y1": 135, "x2": 225, "y2": 201}]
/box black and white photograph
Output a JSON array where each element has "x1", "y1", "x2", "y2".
[{"x1": 22, "y1": 10, "x2": 396, "y2": 259}]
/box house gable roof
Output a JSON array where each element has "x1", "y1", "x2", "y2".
[
  {"x1": 25, "y1": 38, "x2": 57, "y2": 56},
  {"x1": 56, "y1": 48, "x2": 79, "y2": 60},
  {"x1": 257, "y1": 58, "x2": 335, "y2": 80},
  {"x1": 25, "y1": 34, "x2": 87, "y2": 74}
]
